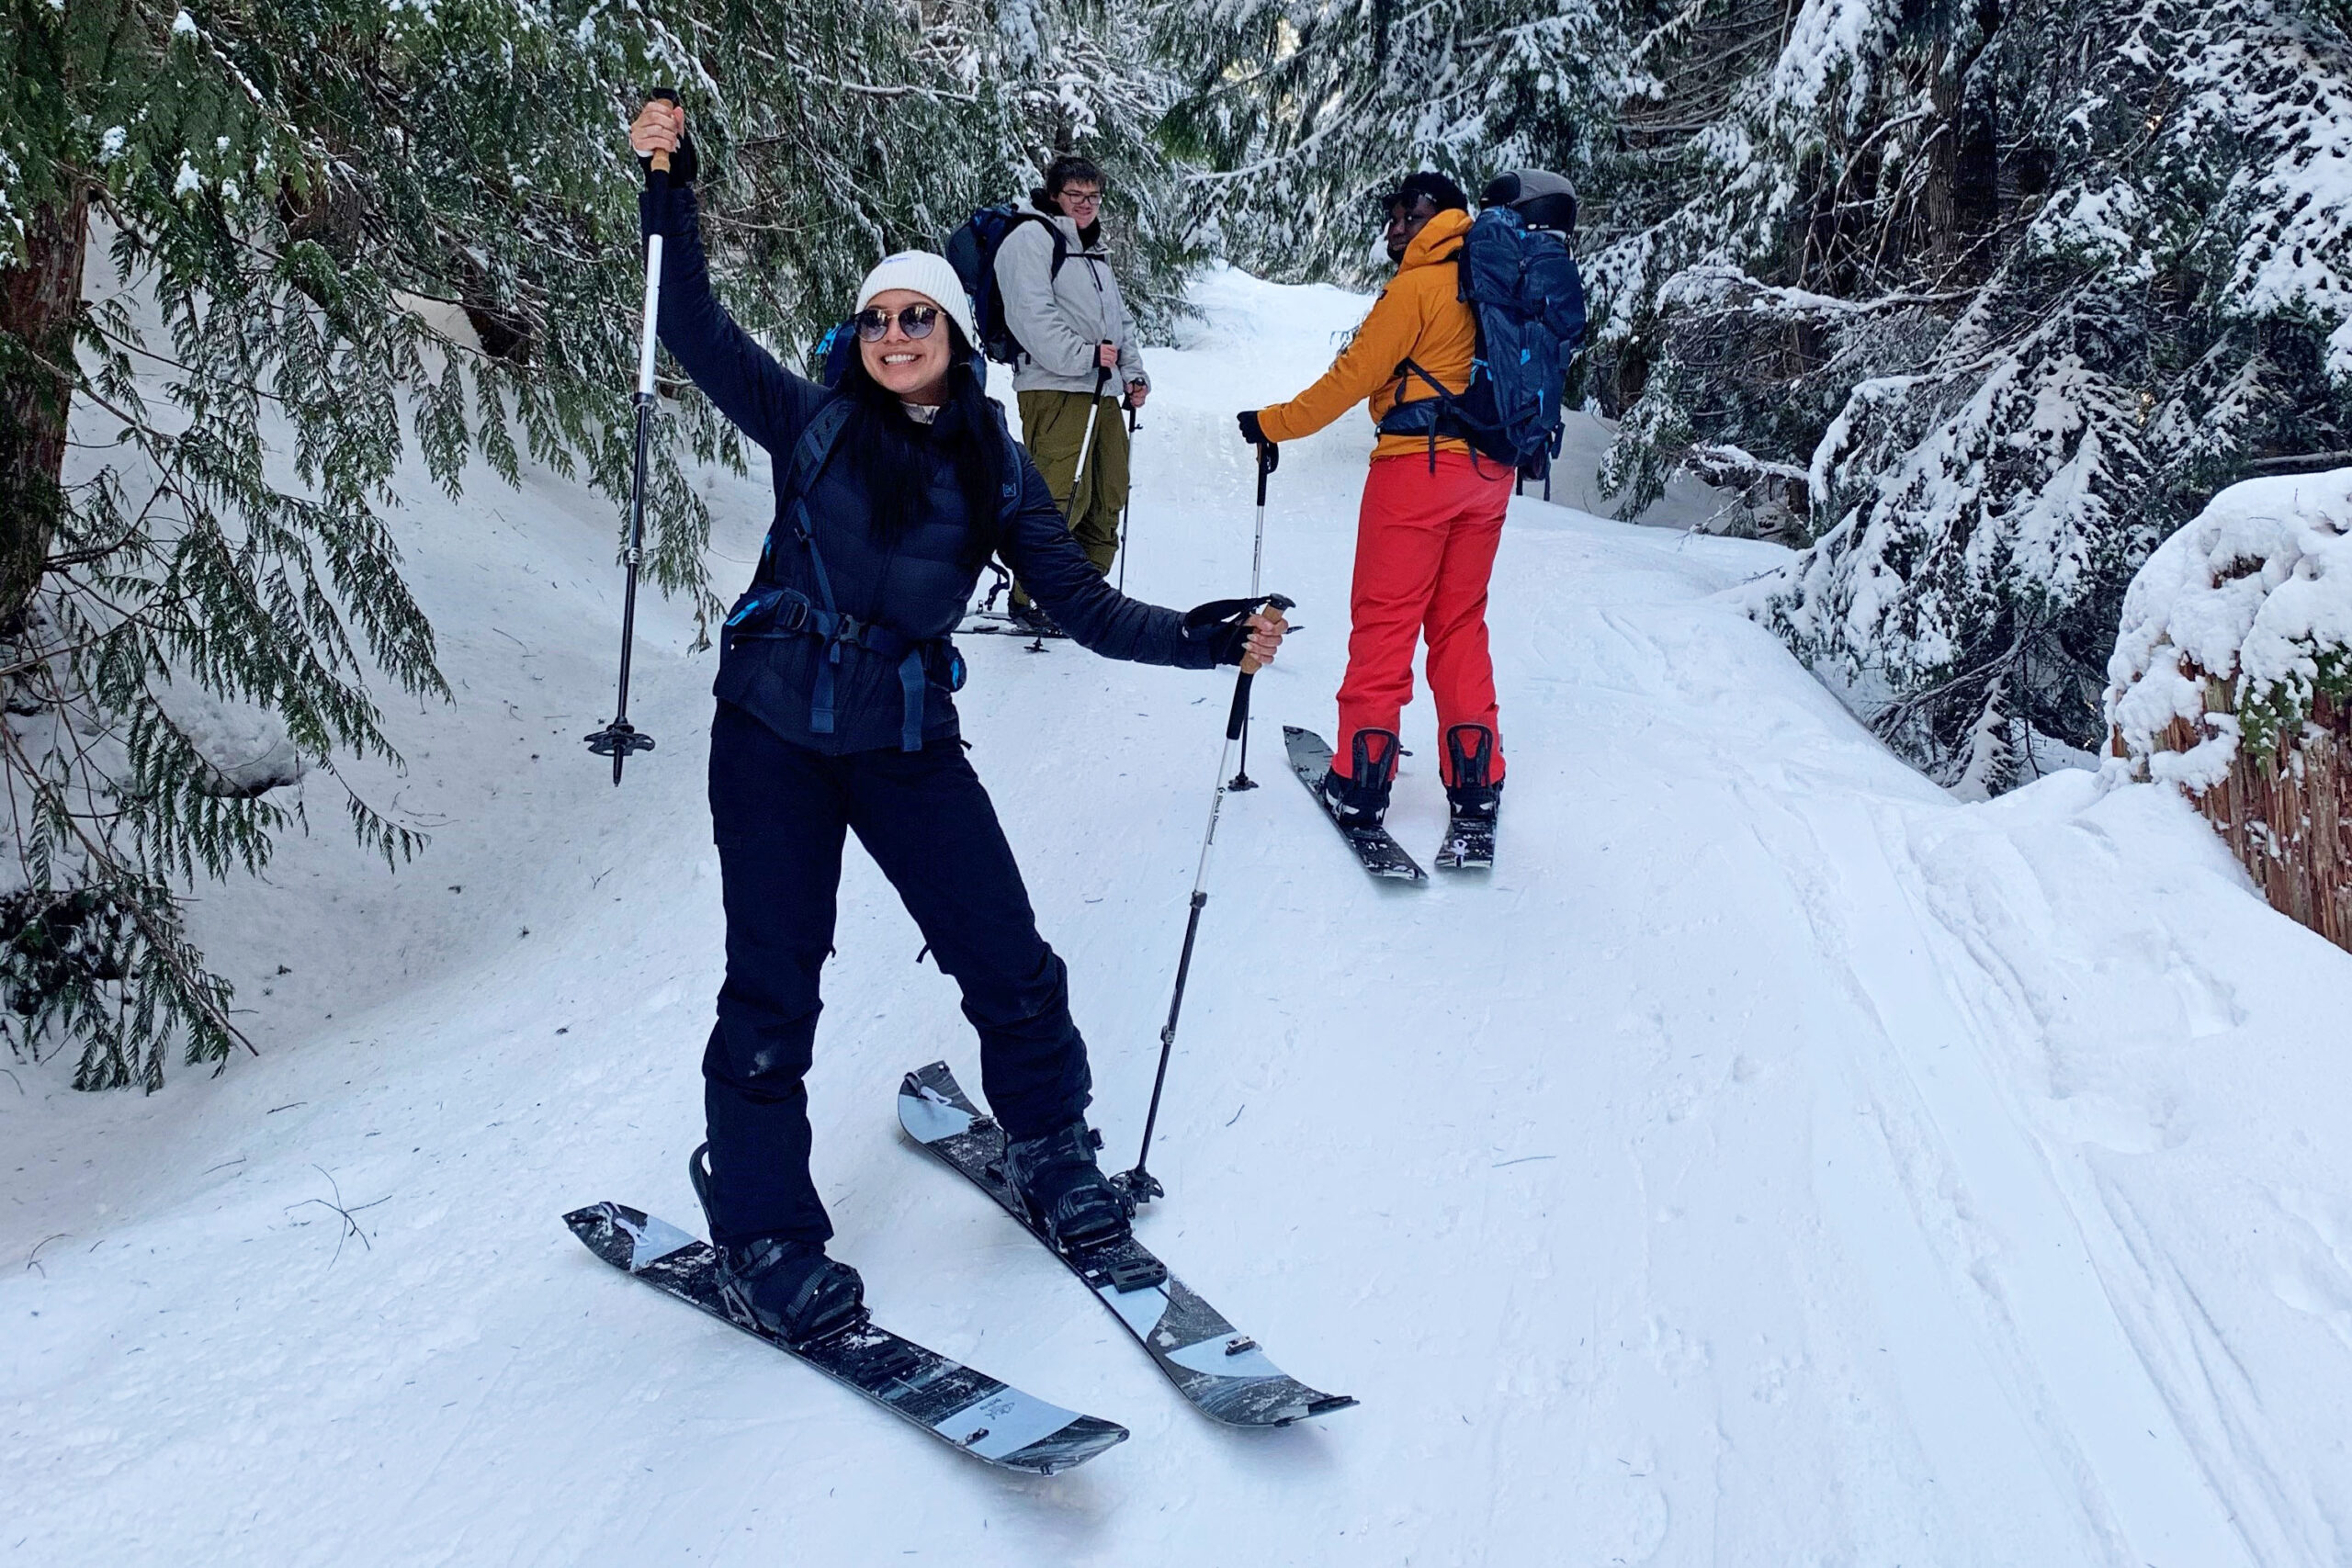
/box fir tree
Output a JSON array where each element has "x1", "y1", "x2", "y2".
[
  {"x1": 686, "y1": 0, "x2": 1194, "y2": 352},
  {"x1": 1592, "y1": 0, "x2": 2352, "y2": 785},
  {"x1": 0, "y1": 0, "x2": 707, "y2": 1089},
  {"x1": 1156, "y1": 0, "x2": 1629, "y2": 287},
  {"x1": 0, "y1": 0, "x2": 1196, "y2": 1091}
]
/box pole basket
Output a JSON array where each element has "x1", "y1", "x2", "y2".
[
  {"x1": 583, "y1": 718, "x2": 658, "y2": 784},
  {"x1": 1109, "y1": 1167, "x2": 1165, "y2": 1207}
]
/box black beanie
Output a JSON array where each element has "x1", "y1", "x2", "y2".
[{"x1": 1381, "y1": 172, "x2": 1469, "y2": 215}]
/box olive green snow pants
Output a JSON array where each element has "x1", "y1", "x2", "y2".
[{"x1": 1011, "y1": 389, "x2": 1129, "y2": 606}]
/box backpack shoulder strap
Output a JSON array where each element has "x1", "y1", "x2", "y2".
[
  {"x1": 1012, "y1": 210, "x2": 1070, "y2": 279},
  {"x1": 786, "y1": 399, "x2": 854, "y2": 508},
  {"x1": 776, "y1": 396, "x2": 856, "y2": 608}
]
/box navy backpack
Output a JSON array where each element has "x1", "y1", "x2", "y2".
[
  {"x1": 1379, "y1": 186, "x2": 1587, "y2": 481},
  {"x1": 942, "y1": 205, "x2": 1068, "y2": 366}
]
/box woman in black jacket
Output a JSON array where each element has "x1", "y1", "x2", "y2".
[{"x1": 629, "y1": 100, "x2": 1285, "y2": 1343}]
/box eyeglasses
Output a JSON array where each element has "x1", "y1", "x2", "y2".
[
  {"x1": 854, "y1": 303, "x2": 939, "y2": 343},
  {"x1": 1057, "y1": 186, "x2": 1104, "y2": 209}
]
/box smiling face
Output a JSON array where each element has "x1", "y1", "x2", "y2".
[{"x1": 857, "y1": 288, "x2": 954, "y2": 404}]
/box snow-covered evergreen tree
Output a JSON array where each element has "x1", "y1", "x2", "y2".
[
  {"x1": 681, "y1": 0, "x2": 1193, "y2": 348},
  {"x1": 1592, "y1": 0, "x2": 2352, "y2": 784},
  {"x1": 0, "y1": 0, "x2": 703, "y2": 1089},
  {"x1": 1155, "y1": 0, "x2": 1630, "y2": 286},
  {"x1": 0, "y1": 0, "x2": 1186, "y2": 1090}
]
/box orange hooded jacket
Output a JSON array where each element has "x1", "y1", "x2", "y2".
[{"x1": 1254, "y1": 207, "x2": 1476, "y2": 461}]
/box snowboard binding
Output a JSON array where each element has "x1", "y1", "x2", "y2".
[
  {"x1": 1001, "y1": 1121, "x2": 1136, "y2": 1256},
  {"x1": 687, "y1": 1143, "x2": 868, "y2": 1346}
]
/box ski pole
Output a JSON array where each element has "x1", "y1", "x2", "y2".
[
  {"x1": 1226, "y1": 442, "x2": 1274, "y2": 791},
  {"x1": 1063, "y1": 352, "x2": 1114, "y2": 529},
  {"x1": 1114, "y1": 592, "x2": 1295, "y2": 1209},
  {"x1": 1114, "y1": 400, "x2": 1138, "y2": 593},
  {"x1": 584, "y1": 88, "x2": 674, "y2": 786}
]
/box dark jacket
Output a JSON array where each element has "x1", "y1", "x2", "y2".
[{"x1": 641, "y1": 183, "x2": 1214, "y2": 755}]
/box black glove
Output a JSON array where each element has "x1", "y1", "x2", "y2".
[
  {"x1": 637, "y1": 130, "x2": 699, "y2": 187},
  {"x1": 1182, "y1": 594, "x2": 1292, "y2": 667},
  {"x1": 1236, "y1": 412, "x2": 1280, "y2": 475}
]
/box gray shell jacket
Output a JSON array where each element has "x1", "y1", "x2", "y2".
[{"x1": 994, "y1": 199, "x2": 1149, "y2": 398}]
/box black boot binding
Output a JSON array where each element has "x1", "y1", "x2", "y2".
[
  {"x1": 1444, "y1": 724, "x2": 1502, "y2": 818},
  {"x1": 1002, "y1": 1120, "x2": 1134, "y2": 1252},
  {"x1": 1317, "y1": 727, "x2": 1401, "y2": 830},
  {"x1": 689, "y1": 1143, "x2": 866, "y2": 1344}
]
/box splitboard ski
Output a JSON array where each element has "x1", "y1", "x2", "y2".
[
  {"x1": 564, "y1": 1201, "x2": 1127, "y2": 1474},
  {"x1": 898, "y1": 1062, "x2": 1358, "y2": 1428},
  {"x1": 1282, "y1": 727, "x2": 1427, "y2": 882},
  {"x1": 1435, "y1": 809, "x2": 1496, "y2": 872}
]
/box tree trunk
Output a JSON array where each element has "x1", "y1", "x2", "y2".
[
  {"x1": 2139, "y1": 680, "x2": 2352, "y2": 953},
  {"x1": 0, "y1": 187, "x2": 92, "y2": 631}
]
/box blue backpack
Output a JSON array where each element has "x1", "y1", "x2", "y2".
[
  {"x1": 942, "y1": 205, "x2": 1068, "y2": 366},
  {"x1": 1379, "y1": 206, "x2": 1587, "y2": 479}
]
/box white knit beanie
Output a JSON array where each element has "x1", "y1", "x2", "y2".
[{"x1": 854, "y1": 251, "x2": 978, "y2": 354}]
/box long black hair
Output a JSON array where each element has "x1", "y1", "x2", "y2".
[{"x1": 832, "y1": 320, "x2": 1006, "y2": 570}]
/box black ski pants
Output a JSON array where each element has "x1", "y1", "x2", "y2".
[{"x1": 701, "y1": 701, "x2": 1092, "y2": 1247}]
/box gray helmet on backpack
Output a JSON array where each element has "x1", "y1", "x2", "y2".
[{"x1": 1481, "y1": 169, "x2": 1577, "y2": 239}]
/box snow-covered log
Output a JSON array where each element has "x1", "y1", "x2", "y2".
[{"x1": 2106, "y1": 470, "x2": 2352, "y2": 949}]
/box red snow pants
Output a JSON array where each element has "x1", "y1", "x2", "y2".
[{"x1": 1333, "y1": 450, "x2": 1515, "y2": 784}]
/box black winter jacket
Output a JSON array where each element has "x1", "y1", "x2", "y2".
[{"x1": 641, "y1": 184, "x2": 1214, "y2": 755}]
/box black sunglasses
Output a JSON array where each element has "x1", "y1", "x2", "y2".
[{"x1": 854, "y1": 304, "x2": 940, "y2": 343}]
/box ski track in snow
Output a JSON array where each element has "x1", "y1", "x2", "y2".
[{"x1": 5, "y1": 266, "x2": 2350, "y2": 1567}]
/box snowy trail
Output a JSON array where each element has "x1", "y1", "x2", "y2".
[{"x1": 6, "y1": 269, "x2": 2351, "y2": 1567}]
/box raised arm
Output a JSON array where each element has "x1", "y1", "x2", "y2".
[{"x1": 630, "y1": 104, "x2": 823, "y2": 454}]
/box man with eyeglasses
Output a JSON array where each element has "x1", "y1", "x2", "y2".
[
  {"x1": 1233, "y1": 173, "x2": 1510, "y2": 834},
  {"x1": 995, "y1": 154, "x2": 1150, "y2": 629}
]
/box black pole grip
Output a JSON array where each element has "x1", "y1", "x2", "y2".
[
  {"x1": 1256, "y1": 441, "x2": 1272, "y2": 507},
  {"x1": 1225, "y1": 669, "x2": 1254, "y2": 741}
]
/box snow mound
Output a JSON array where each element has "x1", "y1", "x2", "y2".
[
  {"x1": 2105, "y1": 468, "x2": 2352, "y2": 789},
  {"x1": 162, "y1": 687, "x2": 305, "y2": 798}
]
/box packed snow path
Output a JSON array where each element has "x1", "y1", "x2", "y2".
[{"x1": 6, "y1": 272, "x2": 2350, "y2": 1566}]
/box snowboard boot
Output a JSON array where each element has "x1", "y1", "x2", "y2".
[
  {"x1": 1443, "y1": 724, "x2": 1502, "y2": 821},
  {"x1": 1002, "y1": 1119, "x2": 1133, "y2": 1253},
  {"x1": 1318, "y1": 728, "x2": 1401, "y2": 830},
  {"x1": 1008, "y1": 600, "x2": 1063, "y2": 637},
  {"x1": 716, "y1": 1235, "x2": 866, "y2": 1344},
  {"x1": 689, "y1": 1142, "x2": 865, "y2": 1343}
]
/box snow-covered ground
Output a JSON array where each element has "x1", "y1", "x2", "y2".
[{"x1": 6, "y1": 266, "x2": 2351, "y2": 1567}]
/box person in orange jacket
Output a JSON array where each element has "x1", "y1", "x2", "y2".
[{"x1": 1236, "y1": 172, "x2": 1508, "y2": 831}]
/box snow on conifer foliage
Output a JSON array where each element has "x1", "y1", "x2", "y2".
[
  {"x1": 0, "y1": 0, "x2": 1179, "y2": 1090},
  {"x1": 2104, "y1": 468, "x2": 2352, "y2": 946},
  {"x1": 2106, "y1": 470, "x2": 2352, "y2": 792},
  {"x1": 1589, "y1": 0, "x2": 2352, "y2": 788},
  {"x1": 1156, "y1": 0, "x2": 1624, "y2": 287}
]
